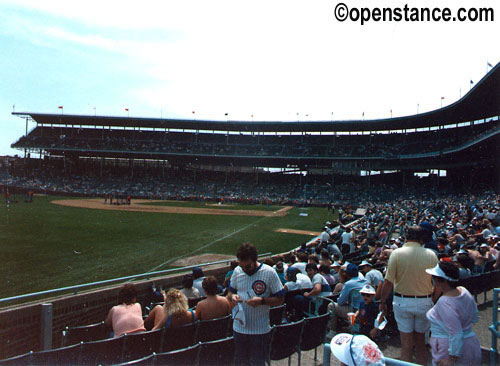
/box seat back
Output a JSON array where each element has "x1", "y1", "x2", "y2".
[
  {"x1": 198, "y1": 337, "x2": 234, "y2": 366},
  {"x1": 30, "y1": 343, "x2": 81, "y2": 365},
  {"x1": 300, "y1": 313, "x2": 330, "y2": 352},
  {"x1": 269, "y1": 304, "x2": 285, "y2": 326},
  {"x1": 197, "y1": 315, "x2": 231, "y2": 342},
  {"x1": 79, "y1": 336, "x2": 125, "y2": 365},
  {"x1": 0, "y1": 352, "x2": 33, "y2": 365},
  {"x1": 269, "y1": 319, "x2": 304, "y2": 361},
  {"x1": 188, "y1": 296, "x2": 205, "y2": 309},
  {"x1": 161, "y1": 321, "x2": 198, "y2": 353},
  {"x1": 113, "y1": 354, "x2": 154, "y2": 366},
  {"x1": 154, "y1": 343, "x2": 199, "y2": 365},
  {"x1": 122, "y1": 329, "x2": 164, "y2": 362},
  {"x1": 62, "y1": 321, "x2": 107, "y2": 346}
]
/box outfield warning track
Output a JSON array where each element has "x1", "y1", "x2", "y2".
[{"x1": 51, "y1": 198, "x2": 292, "y2": 217}]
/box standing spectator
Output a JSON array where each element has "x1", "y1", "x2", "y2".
[
  {"x1": 227, "y1": 242, "x2": 285, "y2": 366},
  {"x1": 379, "y1": 226, "x2": 438, "y2": 364},
  {"x1": 341, "y1": 227, "x2": 354, "y2": 254},
  {"x1": 180, "y1": 274, "x2": 201, "y2": 300},
  {"x1": 425, "y1": 261, "x2": 481, "y2": 365},
  {"x1": 195, "y1": 276, "x2": 232, "y2": 321},
  {"x1": 104, "y1": 283, "x2": 145, "y2": 337},
  {"x1": 192, "y1": 267, "x2": 206, "y2": 297}
]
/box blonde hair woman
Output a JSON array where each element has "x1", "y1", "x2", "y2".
[{"x1": 145, "y1": 289, "x2": 196, "y2": 330}]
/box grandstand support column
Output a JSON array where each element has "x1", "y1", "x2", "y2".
[
  {"x1": 100, "y1": 157, "x2": 103, "y2": 178},
  {"x1": 40, "y1": 303, "x2": 53, "y2": 351}
]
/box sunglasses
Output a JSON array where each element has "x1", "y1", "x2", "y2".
[{"x1": 361, "y1": 294, "x2": 374, "y2": 298}]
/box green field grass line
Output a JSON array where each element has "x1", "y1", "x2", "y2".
[{"x1": 147, "y1": 216, "x2": 269, "y2": 272}]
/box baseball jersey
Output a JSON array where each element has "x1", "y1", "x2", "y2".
[{"x1": 229, "y1": 263, "x2": 285, "y2": 334}]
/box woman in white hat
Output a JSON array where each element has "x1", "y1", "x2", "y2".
[{"x1": 425, "y1": 261, "x2": 481, "y2": 365}]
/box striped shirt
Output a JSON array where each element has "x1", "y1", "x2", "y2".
[{"x1": 229, "y1": 263, "x2": 284, "y2": 334}]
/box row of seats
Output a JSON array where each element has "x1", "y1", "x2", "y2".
[
  {"x1": 0, "y1": 311, "x2": 330, "y2": 365},
  {"x1": 61, "y1": 304, "x2": 287, "y2": 348}
]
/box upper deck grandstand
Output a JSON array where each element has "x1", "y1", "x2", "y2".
[{"x1": 5, "y1": 62, "x2": 500, "y2": 201}]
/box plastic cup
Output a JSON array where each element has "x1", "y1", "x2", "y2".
[{"x1": 347, "y1": 312, "x2": 356, "y2": 326}]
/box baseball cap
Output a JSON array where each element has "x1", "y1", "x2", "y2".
[
  {"x1": 330, "y1": 333, "x2": 385, "y2": 366},
  {"x1": 359, "y1": 284, "x2": 376, "y2": 295},
  {"x1": 359, "y1": 260, "x2": 372, "y2": 267},
  {"x1": 192, "y1": 266, "x2": 204, "y2": 277},
  {"x1": 345, "y1": 263, "x2": 359, "y2": 277},
  {"x1": 420, "y1": 222, "x2": 434, "y2": 232}
]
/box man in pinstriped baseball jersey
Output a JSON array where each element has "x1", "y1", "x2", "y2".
[{"x1": 227, "y1": 242, "x2": 285, "y2": 366}]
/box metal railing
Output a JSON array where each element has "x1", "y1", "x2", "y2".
[
  {"x1": 490, "y1": 288, "x2": 500, "y2": 366},
  {"x1": 0, "y1": 252, "x2": 272, "y2": 305}
]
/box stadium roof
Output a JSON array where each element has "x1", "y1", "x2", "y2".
[{"x1": 13, "y1": 63, "x2": 499, "y2": 133}]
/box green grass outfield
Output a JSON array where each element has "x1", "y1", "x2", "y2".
[{"x1": 0, "y1": 195, "x2": 336, "y2": 300}]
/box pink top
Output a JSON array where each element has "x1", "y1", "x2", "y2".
[{"x1": 110, "y1": 303, "x2": 146, "y2": 337}]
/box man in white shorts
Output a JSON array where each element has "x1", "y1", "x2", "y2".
[{"x1": 379, "y1": 226, "x2": 438, "y2": 365}]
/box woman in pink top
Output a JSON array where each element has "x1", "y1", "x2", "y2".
[{"x1": 105, "y1": 283, "x2": 146, "y2": 337}]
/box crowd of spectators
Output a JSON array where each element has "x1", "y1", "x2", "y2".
[
  {"x1": 100, "y1": 190, "x2": 498, "y2": 364},
  {"x1": 13, "y1": 121, "x2": 497, "y2": 159}
]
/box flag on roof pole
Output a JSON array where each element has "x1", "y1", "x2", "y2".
[
  {"x1": 470, "y1": 80, "x2": 473, "y2": 84},
  {"x1": 125, "y1": 108, "x2": 129, "y2": 111},
  {"x1": 224, "y1": 113, "x2": 228, "y2": 116},
  {"x1": 487, "y1": 62, "x2": 493, "y2": 68},
  {"x1": 58, "y1": 106, "x2": 63, "y2": 109},
  {"x1": 192, "y1": 111, "x2": 195, "y2": 114},
  {"x1": 441, "y1": 97, "x2": 445, "y2": 100}
]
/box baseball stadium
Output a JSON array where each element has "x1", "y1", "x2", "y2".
[{"x1": 0, "y1": 63, "x2": 499, "y2": 364}]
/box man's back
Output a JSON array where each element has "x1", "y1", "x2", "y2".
[{"x1": 385, "y1": 241, "x2": 437, "y2": 296}]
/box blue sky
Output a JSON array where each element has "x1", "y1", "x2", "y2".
[{"x1": 0, "y1": 0, "x2": 498, "y2": 156}]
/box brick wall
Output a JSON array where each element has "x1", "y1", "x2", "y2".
[{"x1": 0, "y1": 266, "x2": 228, "y2": 359}]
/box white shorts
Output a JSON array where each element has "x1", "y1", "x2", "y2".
[{"x1": 393, "y1": 295, "x2": 433, "y2": 333}]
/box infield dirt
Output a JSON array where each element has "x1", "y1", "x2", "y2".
[{"x1": 51, "y1": 198, "x2": 292, "y2": 217}]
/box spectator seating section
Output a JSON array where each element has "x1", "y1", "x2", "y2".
[
  {"x1": 61, "y1": 320, "x2": 107, "y2": 346},
  {"x1": 152, "y1": 343, "x2": 200, "y2": 365},
  {"x1": 269, "y1": 319, "x2": 305, "y2": 365},
  {"x1": 196, "y1": 315, "x2": 231, "y2": 342},
  {"x1": 198, "y1": 337, "x2": 235, "y2": 366}
]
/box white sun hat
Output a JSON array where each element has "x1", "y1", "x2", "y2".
[
  {"x1": 425, "y1": 264, "x2": 459, "y2": 282},
  {"x1": 330, "y1": 333, "x2": 385, "y2": 366}
]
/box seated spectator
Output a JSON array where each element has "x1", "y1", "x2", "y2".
[
  {"x1": 358, "y1": 260, "x2": 383, "y2": 289},
  {"x1": 195, "y1": 276, "x2": 232, "y2": 321},
  {"x1": 145, "y1": 289, "x2": 196, "y2": 330},
  {"x1": 180, "y1": 274, "x2": 201, "y2": 300},
  {"x1": 329, "y1": 263, "x2": 368, "y2": 331},
  {"x1": 291, "y1": 252, "x2": 308, "y2": 274},
  {"x1": 283, "y1": 267, "x2": 312, "y2": 291},
  {"x1": 319, "y1": 250, "x2": 332, "y2": 267},
  {"x1": 192, "y1": 267, "x2": 206, "y2": 296},
  {"x1": 304, "y1": 263, "x2": 332, "y2": 299},
  {"x1": 319, "y1": 264, "x2": 336, "y2": 288},
  {"x1": 274, "y1": 261, "x2": 287, "y2": 284},
  {"x1": 104, "y1": 283, "x2": 145, "y2": 337},
  {"x1": 354, "y1": 284, "x2": 381, "y2": 339},
  {"x1": 223, "y1": 260, "x2": 239, "y2": 289}
]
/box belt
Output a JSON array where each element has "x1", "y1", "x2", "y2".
[{"x1": 394, "y1": 292, "x2": 432, "y2": 298}]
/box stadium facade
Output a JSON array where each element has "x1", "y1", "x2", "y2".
[{"x1": 8, "y1": 63, "x2": 500, "y2": 198}]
